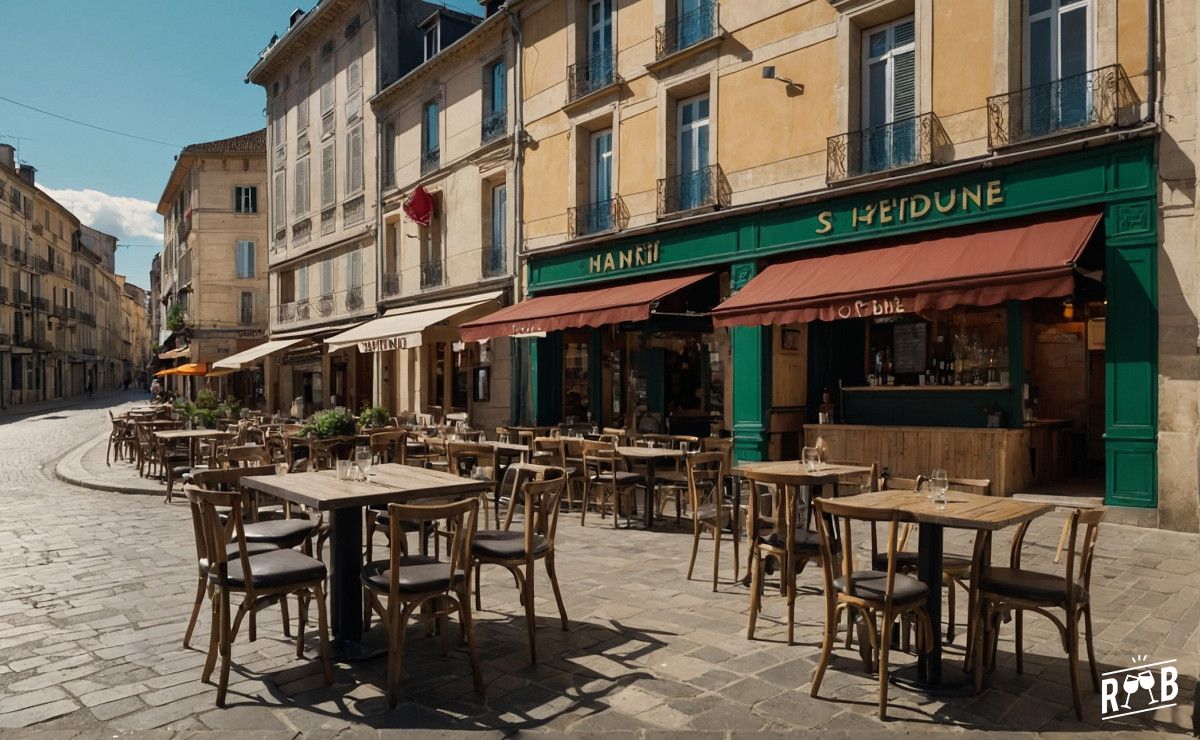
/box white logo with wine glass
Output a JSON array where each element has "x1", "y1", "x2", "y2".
[{"x1": 1101, "y1": 656, "x2": 1178, "y2": 720}]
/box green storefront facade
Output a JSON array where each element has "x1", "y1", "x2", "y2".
[{"x1": 522, "y1": 138, "x2": 1159, "y2": 508}]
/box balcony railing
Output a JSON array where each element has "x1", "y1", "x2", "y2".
[
  {"x1": 481, "y1": 109, "x2": 508, "y2": 145},
  {"x1": 14, "y1": 288, "x2": 28, "y2": 305},
  {"x1": 420, "y1": 260, "x2": 444, "y2": 289},
  {"x1": 986, "y1": 64, "x2": 1138, "y2": 150},
  {"x1": 0, "y1": 287, "x2": 6, "y2": 304},
  {"x1": 568, "y1": 48, "x2": 616, "y2": 101},
  {"x1": 83, "y1": 347, "x2": 98, "y2": 356},
  {"x1": 569, "y1": 196, "x2": 626, "y2": 238},
  {"x1": 240, "y1": 308, "x2": 254, "y2": 326},
  {"x1": 482, "y1": 243, "x2": 506, "y2": 278},
  {"x1": 317, "y1": 295, "x2": 334, "y2": 317},
  {"x1": 826, "y1": 112, "x2": 951, "y2": 183},
  {"x1": 296, "y1": 299, "x2": 310, "y2": 321},
  {"x1": 12, "y1": 248, "x2": 25, "y2": 265},
  {"x1": 81, "y1": 312, "x2": 97, "y2": 327},
  {"x1": 421, "y1": 148, "x2": 440, "y2": 175},
  {"x1": 32, "y1": 297, "x2": 48, "y2": 312},
  {"x1": 0, "y1": 334, "x2": 9, "y2": 346},
  {"x1": 656, "y1": 1, "x2": 719, "y2": 60},
  {"x1": 657, "y1": 164, "x2": 726, "y2": 216},
  {"x1": 277, "y1": 302, "x2": 296, "y2": 323},
  {"x1": 345, "y1": 287, "x2": 363, "y2": 311},
  {"x1": 33, "y1": 256, "x2": 50, "y2": 273},
  {"x1": 381, "y1": 272, "x2": 401, "y2": 298}
]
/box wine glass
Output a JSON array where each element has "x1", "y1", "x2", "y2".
[
  {"x1": 802, "y1": 446, "x2": 819, "y2": 474},
  {"x1": 1122, "y1": 672, "x2": 1141, "y2": 708},
  {"x1": 1137, "y1": 669, "x2": 1158, "y2": 703},
  {"x1": 930, "y1": 468, "x2": 949, "y2": 509}
]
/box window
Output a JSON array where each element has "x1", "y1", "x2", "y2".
[
  {"x1": 294, "y1": 158, "x2": 310, "y2": 217},
  {"x1": 319, "y1": 258, "x2": 333, "y2": 297},
  {"x1": 271, "y1": 105, "x2": 286, "y2": 156},
  {"x1": 486, "y1": 183, "x2": 507, "y2": 275},
  {"x1": 346, "y1": 124, "x2": 364, "y2": 195},
  {"x1": 235, "y1": 241, "x2": 255, "y2": 278},
  {"x1": 296, "y1": 61, "x2": 311, "y2": 132},
  {"x1": 272, "y1": 171, "x2": 286, "y2": 233},
  {"x1": 320, "y1": 143, "x2": 336, "y2": 208},
  {"x1": 1027, "y1": 0, "x2": 1092, "y2": 131},
  {"x1": 862, "y1": 17, "x2": 916, "y2": 171},
  {"x1": 420, "y1": 194, "x2": 443, "y2": 288},
  {"x1": 423, "y1": 101, "x2": 439, "y2": 154},
  {"x1": 240, "y1": 291, "x2": 254, "y2": 325},
  {"x1": 296, "y1": 264, "x2": 309, "y2": 302},
  {"x1": 589, "y1": 129, "x2": 613, "y2": 231},
  {"x1": 489, "y1": 59, "x2": 506, "y2": 115},
  {"x1": 345, "y1": 33, "x2": 363, "y2": 121},
  {"x1": 235, "y1": 186, "x2": 258, "y2": 214},
  {"x1": 588, "y1": 0, "x2": 613, "y2": 61},
  {"x1": 677, "y1": 94, "x2": 710, "y2": 210},
  {"x1": 346, "y1": 247, "x2": 363, "y2": 288},
  {"x1": 423, "y1": 23, "x2": 440, "y2": 61},
  {"x1": 382, "y1": 121, "x2": 396, "y2": 187},
  {"x1": 320, "y1": 44, "x2": 335, "y2": 114}
]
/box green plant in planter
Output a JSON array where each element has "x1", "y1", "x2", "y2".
[
  {"x1": 195, "y1": 388, "x2": 219, "y2": 410},
  {"x1": 220, "y1": 397, "x2": 242, "y2": 419},
  {"x1": 303, "y1": 408, "x2": 358, "y2": 438},
  {"x1": 195, "y1": 408, "x2": 219, "y2": 429},
  {"x1": 359, "y1": 405, "x2": 391, "y2": 429},
  {"x1": 166, "y1": 303, "x2": 186, "y2": 332}
]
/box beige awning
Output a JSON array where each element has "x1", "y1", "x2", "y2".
[
  {"x1": 326, "y1": 291, "x2": 503, "y2": 353},
  {"x1": 158, "y1": 345, "x2": 190, "y2": 360},
  {"x1": 212, "y1": 338, "x2": 306, "y2": 370}
]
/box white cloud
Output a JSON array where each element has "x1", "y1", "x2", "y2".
[{"x1": 38, "y1": 186, "x2": 162, "y2": 245}]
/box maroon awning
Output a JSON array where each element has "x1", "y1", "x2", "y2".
[
  {"x1": 712, "y1": 212, "x2": 1101, "y2": 326},
  {"x1": 461, "y1": 272, "x2": 712, "y2": 342}
]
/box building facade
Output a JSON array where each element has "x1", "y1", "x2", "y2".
[{"x1": 156, "y1": 130, "x2": 270, "y2": 401}]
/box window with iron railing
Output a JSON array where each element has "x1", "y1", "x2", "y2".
[
  {"x1": 986, "y1": 64, "x2": 1137, "y2": 149},
  {"x1": 381, "y1": 272, "x2": 400, "y2": 297},
  {"x1": 568, "y1": 47, "x2": 616, "y2": 101},
  {"x1": 420, "y1": 260, "x2": 444, "y2": 289},
  {"x1": 569, "y1": 196, "x2": 624, "y2": 237},
  {"x1": 657, "y1": 165, "x2": 724, "y2": 216},
  {"x1": 656, "y1": 1, "x2": 719, "y2": 59},
  {"x1": 825, "y1": 112, "x2": 951, "y2": 182}
]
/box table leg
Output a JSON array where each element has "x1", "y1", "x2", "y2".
[
  {"x1": 917, "y1": 522, "x2": 943, "y2": 685},
  {"x1": 329, "y1": 506, "x2": 363, "y2": 653},
  {"x1": 644, "y1": 458, "x2": 657, "y2": 529}
]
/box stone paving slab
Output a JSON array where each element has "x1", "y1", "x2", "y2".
[{"x1": 0, "y1": 400, "x2": 1196, "y2": 736}]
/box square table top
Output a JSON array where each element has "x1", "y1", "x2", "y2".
[
  {"x1": 239, "y1": 463, "x2": 492, "y2": 511},
  {"x1": 616, "y1": 445, "x2": 685, "y2": 460},
  {"x1": 838, "y1": 489, "x2": 1055, "y2": 531},
  {"x1": 486, "y1": 441, "x2": 532, "y2": 456},
  {"x1": 732, "y1": 460, "x2": 873, "y2": 486},
  {"x1": 154, "y1": 429, "x2": 234, "y2": 440}
]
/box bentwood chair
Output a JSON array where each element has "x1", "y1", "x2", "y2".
[
  {"x1": 531, "y1": 437, "x2": 583, "y2": 509},
  {"x1": 187, "y1": 485, "x2": 332, "y2": 707},
  {"x1": 361, "y1": 497, "x2": 484, "y2": 706},
  {"x1": 580, "y1": 440, "x2": 641, "y2": 528},
  {"x1": 447, "y1": 441, "x2": 499, "y2": 528},
  {"x1": 370, "y1": 430, "x2": 410, "y2": 464},
  {"x1": 682, "y1": 452, "x2": 741, "y2": 591},
  {"x1": 810, "y1": 497, "x2": 933, "y2": 719},
  {"x1": 472, "y1": 470, "x2": 570, "y2": 664},
  {"x1": 971, "y1": 507, "x2": 1105, "y2": 720}
]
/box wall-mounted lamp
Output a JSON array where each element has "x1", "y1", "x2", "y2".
[
  {"x1": 1062, "y1": 299, "x2": 1075, "y2": 320},
  {"x1": 762, "y1": 66, "x2": 804, "y2": 94}
]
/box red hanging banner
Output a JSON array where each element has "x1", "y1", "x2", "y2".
[{"x1": 403, "y1": 185, "x2": 434, "y2": 225}]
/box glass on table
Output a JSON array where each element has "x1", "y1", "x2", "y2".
[
  {"x1": 336, "y1": 459, "x2": 353, "y2": 481},
  {"x1": 802, "y1": 446, "x2": 820, "y2": 473},
  {"x1": 930, "y1": 468, "x2": 949, "y2": 509},
  {"x1": 355, "y1": 445, "x2": 373, "y2": 481}
]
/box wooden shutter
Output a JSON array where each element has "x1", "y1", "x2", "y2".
[
  {"x1": 347, "y1": 126, "x2": 363, "y2": 193},
  {"x1": 321, "y1": 144, "x2": 336, "y2": 208}
]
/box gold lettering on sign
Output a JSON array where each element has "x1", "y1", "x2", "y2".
[
  {"x1": 833, "y1": 296, "x2": 907, "y2": 319},
  {"x1": 587, "y1": 240, "x2": 662, "y2": 274},
  {"x1": 816, "y1": 211, "x2": 833, "y2": 234},
  {"x1": 825, "y1": 182, "x2": 1007, "y2": 235},
  {"x1": 961, "y1": 184, "x2": 983, "y2": 210},
  {"x1": 986, "y1": 179, "x2": 1004, "y2": 206},
  {"x1": 909, "y1": 193, "x2": 931, "y2": 219},
  {"x1": 934, "y1": 190, "x2": 957, "y2": 214}
]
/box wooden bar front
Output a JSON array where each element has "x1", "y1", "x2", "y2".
[{"x1": 804, "y1": 423, "x2": 1036, "y2": 495}]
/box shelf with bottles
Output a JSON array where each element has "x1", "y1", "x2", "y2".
[{"x1": 863, "y1": 306, "x2": 1010, "y2": 389}]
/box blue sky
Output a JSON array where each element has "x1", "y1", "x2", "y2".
[{"x1": 2, "y1": 0, "x2": 480, "y2": 290}]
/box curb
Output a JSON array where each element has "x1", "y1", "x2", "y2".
[{"x1": 53, "y1": 433, "x2": 165, "y2": 497}]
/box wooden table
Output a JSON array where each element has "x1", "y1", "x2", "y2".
[
  {"x1": 839, "y1": 489, "x2": 1054, "y2": 692},
  {"x1": 616, "y1": 446, "x2": 684, "y2": 529},
  {"x1": 153, "y1": 429, "x2": 233, "y2": 467},
  {"x1": 239, "y1": 464, "x2": 491, "y2": 658},
  {"x1": 732, "y1": 460, "x2": 875, "y2": 531}
]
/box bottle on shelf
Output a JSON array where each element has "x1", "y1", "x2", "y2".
[{"x1": 884, "y1": 348, "x2": 894, "y2": 385}]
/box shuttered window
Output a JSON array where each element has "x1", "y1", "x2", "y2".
[
  {"x1": 235, "y1": 240, "x2": 256, "y2": 279},
  {"x1": 862, "y1": 17, "x2": 915, "y2": 129},
  {"x1": 293, "y1": 158, "x2": 310, "y2": 217},
  {"x1": 320, "y1": 143, "x2": 336, "y2": 208},
  {"x1": 319, "y1": 258, "x2": 333, "y2": 297},
  {"x1": 272, "y1": 171, "x2": 286, "y2": 231},
  {"x1": 296, "y1": 63, "x2": 311, "y2": 132},
  {"x1": 296, "y1": 264, "x2": 309, "y2": 301},
  {"x1": 346, "y1": 248, "x2": 362, "y2": 288},
  {"x1": 346, "y1": 125, "x2": 363, "y2": 195},
  {"x1": 319, "y1": 43, "x2": 335, "y2": 113}
]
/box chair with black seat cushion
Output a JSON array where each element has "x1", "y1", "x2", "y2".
[
  {"x1": 361, "y1": 496, "x2": 483, "y2": 706},
  {"x1": 472, "y1": 469, "x2": 569, "y2": 664},
  {"x1": 971, "y1": 507, "x2": 1104, "y2": 720},
  {"x1": 810, "y1": 496, "x2": 933, "y2": 719},
  {"x1": 580, "y1": 440, "x2": 641, "y2": 528},
  {"x1": 447, "y1": 441, "x2": 498, "y2": 528},
  {"x1": 682, "y1": 451, "x2": 740, "y2": 592},
  {"x1": 187, "y1": 485, "x2": 331, "y2": 707}
]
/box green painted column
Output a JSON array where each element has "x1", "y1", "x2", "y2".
[
  {"x1": 529, "y1": 333, "x2": 564, "y2": 426},
  {"x1": 1104, "y1": 199, "x2": 1158, "y2": 508},
  {"x1": 730, "y1": 260, "x2": 770, "y2": 463}
]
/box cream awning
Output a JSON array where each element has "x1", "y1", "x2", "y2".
[
  {"x1": 212, "y1": 338, "x2": 306, "y2": 370},
  {"x1": 326, "y1": 291, "x2": 504, "y2": 353},
  {"x1": 158, "y1": 345, "x2": 190, "y2": 360}
]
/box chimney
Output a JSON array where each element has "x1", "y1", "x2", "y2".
[
  {"x1": 0, "y1": 144, "x2": 13, "y2": 170},
  {"x1": 18, "y1": 164, "x2": 36, "y2": 186}
]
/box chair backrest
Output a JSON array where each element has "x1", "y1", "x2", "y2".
[
  {"x1": 813, "y1": 497, "x2": 904, "y2": 608},
  {"x1": 581, "y1": 439, "x2": 619, "y2": 477},
  {"x1": 881, "y1": 475, "x2": 924, "y2": 492},
  {"x1": 446, "y1": 441, "x2": 496, "y2": 478},
  {"x1": 701, "y1": 437, "x2": 733, "y2": 472},
  {"x1": 531, "y1": 436, "x2": 566, "y2": 466},
  {"x1": 686, "y1": 451, "x2": 726, "y2": 523},
  {"x1": 949, "y1": 477, "x2": 991, "y2": 496},
  {"x1": 601, "y1": 427, "x2": 628, "y2": 445},
  {"x1": 1005, "y1": 506, "x2": 1104, "y2": 607},
  {"x1": 225, "y1": 444, "x2": 273, "y2": 468},
  {"x1": 371, "y1": 430, "x2": 409, "y2": 464},
  {"x1": 385, "y1": 497, "x2": 479, "y2": 591},
  {"x1": 519, "y1": 475, "x2": 569, "y2": 555},
  {"x1": 185, "y1": 484, "x2": 253, "y2": 587},
  {"x1": 415, "y1": 412, "x2": 435, "y2": 427},
  {"x1": 825, "y1": 459, "x2": 880, "y2": 497},
  {"x1": 191, "y1": 464, "x2": 277, "y2": 492}
]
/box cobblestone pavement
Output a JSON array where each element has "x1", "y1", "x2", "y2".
[{"x1": 0, "y1": 396, "x2": 1196, "y2": 736}]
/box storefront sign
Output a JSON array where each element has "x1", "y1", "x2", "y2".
[
  {"x1": 816, "y1": 180, "x2": 1004, "y2": 235},
  {"x1": 358, "y1": 336, "x2": 409, "y2": 353},
  {"x1": 833, "y1": 296, "x2": 907, "y2": 320},
  {"x1": 588, "y1": 240, "x2": 660, "y2": 274}
]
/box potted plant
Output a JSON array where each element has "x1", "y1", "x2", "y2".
[
  {"x1": 302, "y1": 408, "x2": 358, "y2": 439},
  {"x1": 358, "y1": 405, "x2": 391, "y2": 430}
]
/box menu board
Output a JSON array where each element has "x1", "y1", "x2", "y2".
[{"x1": 893, "y1": 322, "x2": 927, "y2": 374}]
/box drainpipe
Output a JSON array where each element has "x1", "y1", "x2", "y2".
[
  {"x1": 1146, "y1": 0, "x2": 1158, "y2": 124},
  {"x1": 372, "y1": 0, "x2": 385, "y2": 407},
  {"x1": 506, "y1": 4, "x2": 529, "y2": 424}
]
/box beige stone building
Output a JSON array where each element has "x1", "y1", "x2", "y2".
[{"x1": 156, "y1": 130, "x2": 270, "y2": 400}]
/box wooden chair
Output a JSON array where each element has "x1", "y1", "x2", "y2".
[
  {"x1": 810, "y1": 496, "x2": 934, "y2": 719},
  {"x1": 682, "y1": 452, "x2": 741, "y2": 591},
  {"x1": 447, "y1": 441, "x2": 498, "y2": 528},
  {"x1": 106, "y1": 412, "x2": 135, "y2": 465},
  {"x1": 186, "y1": 485, "x2": 331, "y2": 706},
  {"x1": 580, "y1": 440, "x2": 641, "y2": 528},
  {"x1": 971, "y1": 507, "x2": 1104, "y2": 720},
  {"x1": 601, "y1": 427, "x2": 628, "y2": 445},
  {"x1": 370, "y1": 430, "x2": 410, "y2": 464},
  {"x1": 531, "y1": 437, "x2": 583, "y2": 509},
  {"x1": 471, "y1": 471, "x2": 569, "y2": 664},
  {"x1": 361, "y1": 497, "x2": 484, "y2": 706},
  {"x1": 224, "y1": 444, "x2": 273, "y2": 468}
]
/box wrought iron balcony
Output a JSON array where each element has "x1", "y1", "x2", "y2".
[
  {"x1": 656, "y1": 1, "x2": 718, "y2": 60},
  {"x1": 33, "y1": 256, "x2": 50, "y2": 273},
  {"x1": 0, "y1": 287, "x2": 7, "y2": 304},
  {"x1": 14, "y1": 288, "x2": 28, "y2": 305},
  {"x1": 481, "y1": 243, "x2": 506, "y2": 278},
  {"x1": 826, "y1": 112, "x2": 951, "y2": 183},
  {"x1": 568, "y1": 196, "x2": 626, "y2": 238},
  {"x1": 12, "y1": 248, "x2": 25, "y2": 265},
  {"x1": 657, "y1": 165, "x2": 726, "y2": 216},
  {"x1": 481, "y1": 109, "x2": 507, "y2": 145},
  {"x1": 239, "y1": 307, "x2": 254, "y2": 326},
  {"x1": 381, "y1": 272, "x2": 401, "y2": 298},
  {"x1": 987, "y1": 64, "x2": 1138, "y2": 150},
  {"x1": 32, "y1": 297, "x2": 48, "y2": 312},
  {"x1": 421, "y1": 148, "x2": 440, "y2": 175},
  {"x1": 296, "y1": 299, "x2": 310, "y2": 321},
  {"x1": 83, "y1": 347, "x2": 98, "y2": 356},
  {"x1": 345, "y1": 287, "x2": 363, "y2": 311},
  {"x1": 81, "y1": 312, "x2": 97, "y2": 327},
  {"x1": 277, "y1": 302, "x2": 296, "y2": 323},
  {"x1": 568, "y1": 48, "x2": 616, "y2": 101},
  {"x1": 317, "y1": 295, "x2": 334, "y2": 316},
  {"x1": 0, "y1": 334, "x2": 9, "y2": 346},
  {"x1": 420, "y1": 260, "x2": 444, "y2": 289}
]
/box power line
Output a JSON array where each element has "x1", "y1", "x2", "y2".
[{"x1": 0, "y1": 95, "x2": 181, "y2": 149}]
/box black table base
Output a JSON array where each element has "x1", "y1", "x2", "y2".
[{"x1": 329, "y1": 506, "x2": 364, "y2": 657}]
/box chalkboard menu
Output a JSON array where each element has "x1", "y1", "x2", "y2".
[{"x1": 893, "y1": 322, "x2": 927, "y2": 374}]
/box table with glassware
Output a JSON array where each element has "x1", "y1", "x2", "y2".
[
  {"x1": 239, "y1": 462, "x2": 491, "y2": 659},
  {"x1": 615, "y1": 445, "x2": 685, "y2": 529},
  {"x1": 153, "y1": 428, "x2": 234, "y2": 467}
]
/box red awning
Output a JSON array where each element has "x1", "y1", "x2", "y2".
[
  {"x1": 461, "y1": 272, "x2": 712, "y2": 342},
  {"x1": 712, "y1": 212, "x2": 1101, "y2": 327}
]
